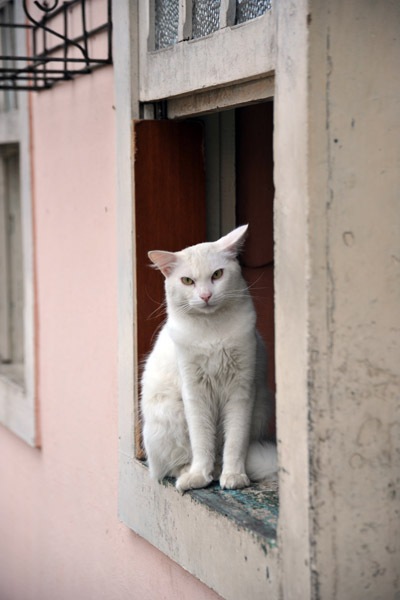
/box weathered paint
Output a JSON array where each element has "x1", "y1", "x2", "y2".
[{"x1": 190, "y1": 479, "x2": 279, "y2": 542}]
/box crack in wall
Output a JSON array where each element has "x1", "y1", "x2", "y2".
[{"x1": 323, "y1": 23, "x2": 339, "y2": 600}]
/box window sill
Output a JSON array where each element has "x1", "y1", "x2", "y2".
[
  {"x1": 0, "y1": 365, "x2": 36, "y2": 446},
  {"x1": 119, "y1": 457, "x2": 279, "y2": 600},
  {"x1": 0, "y1": 362, "x2": 24, "y2": 388}
]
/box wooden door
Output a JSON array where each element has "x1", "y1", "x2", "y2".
[{"x1": 133, "y1": 119, "x2": 206, "y2": 455}]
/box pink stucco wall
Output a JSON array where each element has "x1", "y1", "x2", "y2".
[{"x1": 0, "y1": 64, "x2": 220, "y2": 600}]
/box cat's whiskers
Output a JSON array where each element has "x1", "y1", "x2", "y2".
[
  {"x1": 147, "y1": 300, "x2": 167, "y2": 321},
  {"x1": 245, "y1": 273, "x2": 265, "y2": 290},
  {"x1": 217, "y1": 289, "x2": 248, "y2": 302},
  {"x1": 174, "y1": 300, "x2": 192, "y2": 316}
]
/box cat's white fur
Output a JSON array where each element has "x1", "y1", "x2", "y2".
[{"x1": 141, "y1": 225, "x2": 277, "y2": 492}]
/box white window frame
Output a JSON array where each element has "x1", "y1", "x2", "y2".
[
  {"x1": 0, "y1": 2, "x2": 36, "y2": 446},
  {"x1": 0, "y1": 144, "x2": 23, "y2": 368},
  {"x1": 114, "y1": 2, "x2": 280, "y2": 599}
]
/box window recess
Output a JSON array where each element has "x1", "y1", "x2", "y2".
[
  {"x1": 0, "y1": 144, "x2": 23, "y2": 384},
  {"x1": 134, "y1": 102, "x2": 275, "y2": 454},
  {"x1": 124, "y1": 101, "x2": 278, "y2": 600}
]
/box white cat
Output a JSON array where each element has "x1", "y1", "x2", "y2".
[{"x1": 141, "y1": 225, "x2": 277, "y2": 492}]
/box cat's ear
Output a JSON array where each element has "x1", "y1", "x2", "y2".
[
  {"x1": 148, "y1": 250, "x2": 177, "y2": 277},
  {"x1": 216, "y1": 224, "x2": 248, "y2": 257}
]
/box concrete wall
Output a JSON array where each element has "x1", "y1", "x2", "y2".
[
  {"x1": 0, "y1": 63, "x2": 219, "y2": 600},
  {"x1": 275, "y1": 1, "x2": 400, "y2": 597}
]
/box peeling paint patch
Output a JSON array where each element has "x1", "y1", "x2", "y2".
[
  {"x1": 261, "y1": 543, "x2": 268, "y2": 555},
  {"x1": 343, "y1": 231, "x2": 355, "y2": 246},
  {"x1": 188, "y1": 479, "x2": 279, "y2": 543},
  {"x1": 349, "y1": 453, "x2": 365, "y2": 469}
]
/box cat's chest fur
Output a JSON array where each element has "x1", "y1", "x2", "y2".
[
  {"x1": 167, "y1": 310, "x2": 256, "y2": 392},
  {"x1": 182, "y1": 338, "x2": 244, "y2": 379}
]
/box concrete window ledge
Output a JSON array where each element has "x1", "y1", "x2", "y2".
[{"x1": 119, "y1": 458, "x2": 279, "y2": 600}]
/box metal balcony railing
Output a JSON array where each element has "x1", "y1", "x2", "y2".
[{"x1": 0, "y1": 0, "x2": 112, "y2": 92}]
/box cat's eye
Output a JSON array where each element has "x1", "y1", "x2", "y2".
[
  {"x1": 181, "y1": 276, "x2": 194, "y2": 286},
  {"x1": 211, "y1": 269, "x2": 223, "y2": 281}
]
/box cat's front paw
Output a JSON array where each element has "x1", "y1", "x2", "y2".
[
  {"x1": 176, "y1": 471, "x2": 212, "y2": 493},
  {"x1": 220, "y1": 473, "x2": 250, "y2": 490}
]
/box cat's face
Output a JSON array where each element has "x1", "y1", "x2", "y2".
[
  {"x1": 149, "y1": 225, "x2": 248, "y2": 316},
  {"x1": 166, "y1": 247, "x2": 243, "y2": 315}
]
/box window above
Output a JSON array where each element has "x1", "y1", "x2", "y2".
[
  {"x1": 153, "y1": 0, "x2": 273, "y2": 50},
  {"x1": 140, "y1": 0, "x2": 276, "y2": 102}
]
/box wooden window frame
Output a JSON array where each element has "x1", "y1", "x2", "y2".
[{"x1": 0, "y1": 2, "x2": 37, "y2": 446}]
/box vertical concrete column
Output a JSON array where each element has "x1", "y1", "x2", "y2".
[
  {"x1": 276, "y1": 1, "x2": 400, "y2": 598},
  {"x1": 306, "y1": 1, "x2": 400, "y2": 598},
  {"x1": 274, "y1": 0, "x2": 311, "y2": 598}
]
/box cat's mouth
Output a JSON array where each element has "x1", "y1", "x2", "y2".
[
  {"x1": 189, "y1": 301, "x2": 218, "y2": 314},
  {"x1": 197, "y1": 302, "x2": 218, "y2": 313}
]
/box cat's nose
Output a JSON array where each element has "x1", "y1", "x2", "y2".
[{"x1": 200, "y1": 291, "x2": 212, "y2": 303}]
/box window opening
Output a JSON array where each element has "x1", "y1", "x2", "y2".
[
  {"x1": 134, "y1": 101, "x2": 277, "y2": 542},
  {"x1": 0, "y1": 143, "x2": 24, "y2": 386}
]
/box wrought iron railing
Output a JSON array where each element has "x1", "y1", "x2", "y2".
[{"x1": 0, "y1": 0, "x2": 112, "y2": 91}]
